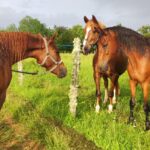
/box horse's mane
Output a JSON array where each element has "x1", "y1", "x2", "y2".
[
  {"x1": 0, "y1": 32, "x2": 44, "y2": 61},
  {"x1": 105, "y1": 26, "x2": 150, "y2": 54},
  {"x1": 98, "y1": 21, "x2": 106, "y2": 29}
]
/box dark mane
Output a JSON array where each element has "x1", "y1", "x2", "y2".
[
  {"x1": 105, "y1": 26, "x2": 150, "y2": 54},
  {"x1": 0, "y1": 32, "x2": 44, "y2": 61}
]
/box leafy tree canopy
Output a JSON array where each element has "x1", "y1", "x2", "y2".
[{"x1": 138, "y1": 25, "x2": 150, "y2": 37}]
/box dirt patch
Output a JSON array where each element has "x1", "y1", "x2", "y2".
[
  {"x1": 42, "y1": 116, "x2": 102, "y2": 150},
  {"x1": 0, "y1": 116, "x2": 101, "y2": 150},
  {"x1": 0, "y1": 118, "x2": 45, "y2": 150}
]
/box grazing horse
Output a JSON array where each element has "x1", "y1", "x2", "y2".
[
  {"x1": 0, "y1": 32, "x2": 67, "y2": 109},
  {"x1": 83, "y1": 16, "x2": 124, "y2": 113},
  {"x1": 83, "y1": 16, "x2": 150, "y2": 130}
]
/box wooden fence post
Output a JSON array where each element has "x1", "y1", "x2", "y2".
[
  {"x1": 69, "y1": 38, "x2": 81, "y2": 117},
  {"x1": 18, "y1": 61, "x2": 23, "y2": 85}
]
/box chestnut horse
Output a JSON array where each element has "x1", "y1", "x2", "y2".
[
  {"x1": 0, "y1": 32, "x2": 67, "y2": 109},
  {"x1": 83, "y1": 16, "x2": 150, "y2": 130},
  {"x1": 83, "y1": 16, "x2": 124, "y2": 113}
]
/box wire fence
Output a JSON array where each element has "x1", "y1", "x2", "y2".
[{"x1": 57, "y1": 44, "x2": 73, "y2": 52}]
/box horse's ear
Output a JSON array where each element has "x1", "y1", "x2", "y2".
[
  {"x1": 92, "y1": 15, "x2": 99, "y2": 24},
  {"x1": 38, "y1": 33, "x2": 42, "y2": 36},
  {"x1": 48, "y1": 32, "x2": 58, "y2": 44},
  {"x1": 51, "y1": 32, "x2": 58, "y2": 40},
  {"x1": 84, "y1": 16, "x2": 89, "y2": 23}
]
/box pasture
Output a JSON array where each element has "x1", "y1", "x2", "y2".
[{"x1": 0, "y1": 54, "x2": 150, "y2": 150}]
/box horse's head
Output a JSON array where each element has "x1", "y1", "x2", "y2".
[
  {"x1": 82, "y1": 15, "x2": 106, "y2": 55},
  {"x1": 36, "y1": 34, "x2": 67, "y2": 78}
]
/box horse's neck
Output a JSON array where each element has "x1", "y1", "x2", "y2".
[{"x1": 9, "y1": 33, "x2": 43, "y2": 64}]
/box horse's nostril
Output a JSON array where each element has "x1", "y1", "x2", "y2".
[
  {"x1": 82, "y1": 46, "x2": 90, "y2": 55},
  {"x1": 58, "y1": 68, "x2": 67, "y2": 78}
]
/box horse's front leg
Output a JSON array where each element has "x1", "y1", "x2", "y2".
[
  {"x1": 0, "y1": 90, "x2": 7, "y2": 110},
  {"x1": 112, "y1": 79, "x2": 119, "y2": 104},
  {"x1": 108, "y1": 75, "x2": 119, "y2": 113},
  {"x1": 103, "y1": 76, "x2": 109, "y2": 104},
  {"x1": 94, "y1": 71, "x2": 101, "y2": 113}
]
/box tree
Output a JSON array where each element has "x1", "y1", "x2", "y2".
[
  {"x1": 18, "y1": 16, "x2": 52, "y2": 36},
  {"x1": 71, "y1": 25, "x2": 84, "y2": 40},
  {"x1": 6, "y1": 24, "x2": 18, "y2": 31},
  {"x1": 54, "y1": 26, "x2": 74, "y2": 51},
  {"x1": 138, "y1": 25, "x2": 150, "y2": 37}
]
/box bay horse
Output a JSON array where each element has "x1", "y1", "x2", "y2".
[
  {"x1": 83, "y1": 16, "x2": 123, "y2": 113},
  {"x1": 0, "y1": 32, "x2": 67, "y2": 109},
  {"x1": 83, "y1": 15, "x2": 150, "y2": 130}
]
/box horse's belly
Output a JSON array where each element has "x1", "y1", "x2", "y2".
[{"x1": 127, "y1": 57, "x2": 150, "y2": 83}]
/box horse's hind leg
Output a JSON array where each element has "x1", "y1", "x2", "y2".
[
  {"x1": 103, "y1": 76, "x2": 108, "y2": 104},
  {"x1": 142, "y1": 82, "x2": 150, "y2": 130},
  {"x1": 0, "y1": 90, "x2": 6, "y2": 110},
  {"x1": 108, "y1": 75, "x2": 119, "y2": 113},
  {"x1": 128, "y1": 79, "x2": 137, "y2": 126}
]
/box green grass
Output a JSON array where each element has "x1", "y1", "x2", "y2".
[{"x1": 0, "y1": 54, "x2": 150, "y2": 150}]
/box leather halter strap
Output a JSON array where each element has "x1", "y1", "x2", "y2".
[{"x1": 39, "y1": 37, "x2": 62, "y2": 72}]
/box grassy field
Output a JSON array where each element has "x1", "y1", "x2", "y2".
[{"x1": 0, "y1": 53, "x2": 150, "y2": 150}]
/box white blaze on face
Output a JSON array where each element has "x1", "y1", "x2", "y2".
[{"x1": 83, "y1": 27, "x2": 91, "y2": 47}]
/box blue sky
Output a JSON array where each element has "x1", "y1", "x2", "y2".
[{"x1": 0, "y1": 0, "x2": 149, "y2": 30}]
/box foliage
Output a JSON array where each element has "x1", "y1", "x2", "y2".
[
  {"x1": 1, "y1": 15, "x2": 150, "y2": 52},
  {"x1": 5, "y1": 24, "x2": 18, "y2": 32},
  {"x1": 18, "y1": 16, "x2": 53, "y2": 37},
  {"x1": 54, "y1": 26, "x2": 73, "y2": 51},
  {"x1": 71, "y1": 25, "x2": 84, "y2": 41},
  {"x1": 1, "y1": 54, "x2": 150, "y2": 150},
  {"x1": 17, "y1": 16, "x2": 84, "y2": 52},
  {"x1": 138, "y1": 25, "x2": 150, "y2": 37},
  {"x1": 53, "y1": 25, "x2": 84, "y2": 52}
]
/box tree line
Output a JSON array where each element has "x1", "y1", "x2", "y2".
[
  {"x1": 0, "y1": 16, "x2": 149, "y2": 52},
  {"x1": 0, "y1": 16, "x2": 84, "y2": 52}
]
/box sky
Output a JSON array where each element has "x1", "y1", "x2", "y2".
[{"x1": 0, "y1": 0, "x2": 149, "y2": 30}]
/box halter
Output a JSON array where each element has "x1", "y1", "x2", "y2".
[{"x1": 39, "y1": 37, "x2": 62, "y2": 72}]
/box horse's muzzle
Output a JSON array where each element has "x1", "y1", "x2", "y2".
[
  {"x1": 82, "y1": 46, "x2": 90, "y2": 55},
  {"x1": 58, "y1": 67, "x2": 67, "y2": 78}
]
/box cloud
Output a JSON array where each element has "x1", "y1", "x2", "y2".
[{"x1": 0, "y1": 0, "x2": 149, "y2": 30}]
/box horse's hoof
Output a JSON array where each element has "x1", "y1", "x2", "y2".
[
  {"x1": 108, "y1": 110, "x2": 112, "y2": 113},
  {"x1": 95, "y1": 105, "x2": 100, "y2": 113},
  {"x1": 108, "y1": 104, "x2": 113, "y2": 113},
  {"x1": 103, "y1": 99, "x2": 108, "y2": 104},
  {"x1": 128, "y1": 116, "x2": 134, "y2": 124},
  {"x1": 112, "y1": 99, "x2": 117, "y2": 104},
  {"x1": 128, "y1": 117, "x2": 136, "y2": 127},
  {"x1": 133, "y1": 120, "x2": 137, "y2": 127},
  {"x1": 145, "y1": 121, "x2": 150, "y2": 130}
]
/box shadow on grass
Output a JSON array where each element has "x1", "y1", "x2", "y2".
[
  {"x1": 0, "y1": 118, "x2": 44, "y2": 150},
  {"x1": 10, "y1": 99, "x2": 101, "y2": 150}
]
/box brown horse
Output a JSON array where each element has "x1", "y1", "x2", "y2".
[
  {"x1": 83, "y1": 16, "x2": 124, "y2": 113},
  {"x1": 83, "y1": 15, "x2": 150, "y2": 130},
  {"x1": 0, "y1": 32, "x2": 67, "y2": 109}
]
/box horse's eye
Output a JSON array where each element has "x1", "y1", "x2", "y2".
[
  {"x1": 93, "y1": 27, "x2": 98, "y2": 33},
  {"x1": 103, "y1": 43, "x2": 108, "y2": 48},
  {"x1": 93, "y1": 30, "x2": 96, "y2": 33}
]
